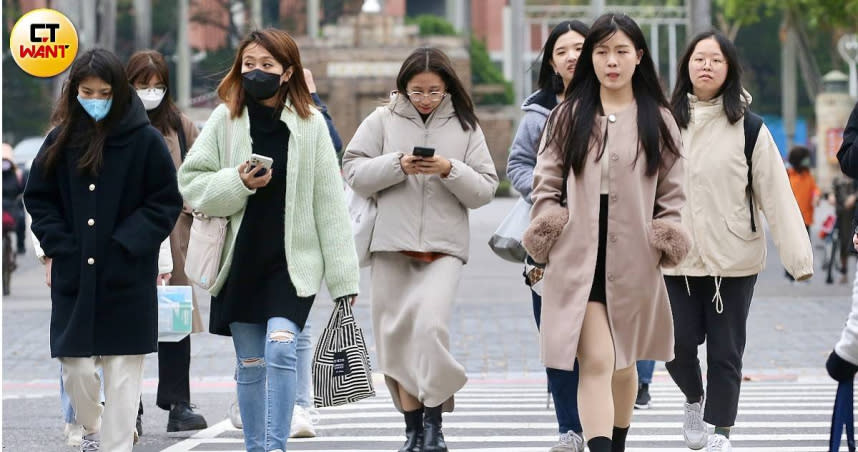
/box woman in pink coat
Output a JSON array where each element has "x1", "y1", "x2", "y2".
[{"x1": 523, "y1": 13, "x2": 690, "y2": 452}]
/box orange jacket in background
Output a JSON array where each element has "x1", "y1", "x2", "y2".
[{"x1": 788, "y1": 168, "x2": 819, "y2": 226}]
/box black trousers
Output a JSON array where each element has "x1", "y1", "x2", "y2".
[
  {"x1": 156, "y1": 335, "x2": 191, "y2": 410},
  {"x1": 664, "y1": 275, "x2": 757, "y2": 427}
]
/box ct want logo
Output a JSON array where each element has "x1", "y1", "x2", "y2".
[{"x1": 10, "y1": 8, "x2": 79, "y2": 77}]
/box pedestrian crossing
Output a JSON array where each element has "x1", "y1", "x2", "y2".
[{"x1": 163, "y1": 376, "x2": 854, "y2": 451}]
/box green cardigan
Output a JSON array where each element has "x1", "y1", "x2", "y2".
[{"x1": 177, "y1": 102, "x2": 360, "y2": 299}]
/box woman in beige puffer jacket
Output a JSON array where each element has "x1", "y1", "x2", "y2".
[{"x1": 342, "y1": 47, "x2": 498, "y2": 452}]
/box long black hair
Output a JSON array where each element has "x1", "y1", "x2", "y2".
[
  {"x1": 396, "y1": 47, "x2": 478, "y2": 131},
  {"x1": 535, "y1": 20, "x2": 590, "y2": 94},
  {"x1": 42, "y1": 48, "x2": 132, "y2": 175},
  {"x1": 670, "y1": 31, "x2": 746, "y2": 129},
  {"x1": 547, "y1": 13, "x2": 680, "y2": 178}
]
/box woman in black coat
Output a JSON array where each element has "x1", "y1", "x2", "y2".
[{"x1": 24, "y1": 48, "x2": 182, "y2": 452}]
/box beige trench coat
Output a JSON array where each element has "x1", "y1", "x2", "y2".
[
  {"x1": 530, "y1": 105, "x2": 686, "y2": 371},
  {"x1": 164, "y1": 114, "x2": 204, "y2": 333}
]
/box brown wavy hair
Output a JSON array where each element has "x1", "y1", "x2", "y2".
[
  {"x1": 217, "y1": 28, "x2": 313, "y2": 119},
  {"x1": 126, "y1": 50, "x2": 182, "y2": 135}
]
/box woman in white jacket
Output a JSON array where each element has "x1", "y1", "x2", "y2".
[{"x1": 665, "y1": 31, "x2": 813, "y2": 451}]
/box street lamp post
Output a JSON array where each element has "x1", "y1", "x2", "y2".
[{"x1": 838, "y1": 34, "x2": 858, "y2": 100}]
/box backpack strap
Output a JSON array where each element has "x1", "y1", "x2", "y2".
[
  {"x1": 743, "y1": 110, "x2": 764, "y2": 232},
  {"x1": 176, "y1": 119, "x2": 188, "y2": 161}
]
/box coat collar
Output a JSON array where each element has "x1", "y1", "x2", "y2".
[
  {"x1": 388, "y1": 93, "x2": 456, "y2": 126},
  {"x1": 236, "y1": 98, "x2": 304, "y2": 138}
]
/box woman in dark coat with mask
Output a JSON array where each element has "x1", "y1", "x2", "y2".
[{"x1": 24, "y1": 48, "x2": 182, "y2": 452}]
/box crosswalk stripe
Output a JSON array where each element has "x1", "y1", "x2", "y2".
[{"x1": 164, "y1": 379, "x2": 853, "y2": 451}]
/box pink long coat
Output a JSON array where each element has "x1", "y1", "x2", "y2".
[{"x1": 530, "y1": 104, "x2": 686, "y2": 371}]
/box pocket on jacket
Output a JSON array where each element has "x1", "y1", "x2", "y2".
[
  {"x1": 710, "y1": 211, "x2": 765, "y2": 271},
  {"x1": 51, "y1": 252, "x2": 80, "y2": 296},
  {"x1": 104, "y1": 240, "x2": 142, "y2": 290},
  {"x1": 724, "y1": 211, "x2": 761, "y2": 241}
]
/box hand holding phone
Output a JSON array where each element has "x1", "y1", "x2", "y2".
[
  {"x1": 412, "y1": 146, "x2": 436, "y2": 158},
  {"x1": 246, "y1": 154, "x2": 274, "y2": 177}
]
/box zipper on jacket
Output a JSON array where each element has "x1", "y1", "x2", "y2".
[{"x1": 418, "y1": 128, "x2": 429, "y2": 248}]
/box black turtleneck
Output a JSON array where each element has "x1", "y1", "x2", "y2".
[{"x1": 210, "y1": 97, "x2": 315, "y2": 336}]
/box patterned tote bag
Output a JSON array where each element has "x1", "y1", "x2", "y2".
[{"x1": 313, "y1": 298, "x2": 375, "y2": 407}]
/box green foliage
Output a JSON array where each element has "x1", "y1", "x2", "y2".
[
  {"x1": 470, "y1": 37, "x2": 514, "y2": 105},
  {"x1": 406, "y1": 14, "x2": 458, "y2": 37},
  {"x1": 495, "y1": 179, "x2": 512, "y2": 197},
  {"x1": 717, "y1": 0, "x2": 858, "y2": 30}
]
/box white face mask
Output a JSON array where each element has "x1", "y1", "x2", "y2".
[{"x1": 136, "y1": 88, "x2": 166, "y2": 111}]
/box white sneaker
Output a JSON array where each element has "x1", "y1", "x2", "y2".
[
  {"x1": 79, "y1": 433, "x2": 100, "y2": 452},
  {"x1": 548, "y1": 430, "x2": 585, "y2": 452},
  {"x1": 64, "y1": 423, "x2": 83, "y2": 447},
  {"x1": 290, "y1": 405, "x2": 318, "y2": 438},
  {"x1": 228, "y1": 399, "x2": 242, "y2": 429},
  {"x1": 706, "y1": 433, "x2": 732, "y2": 452},
  {"x1": 682, "y1": 399, "x2": 708, "y2": 450}
]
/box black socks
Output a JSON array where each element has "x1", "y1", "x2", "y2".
[
  {"x1": 587, "y1": 436, "x2": 612, "y2": 452},
  {"x1": 612, "y1": 425, "x2": 630, "y2": 451}
]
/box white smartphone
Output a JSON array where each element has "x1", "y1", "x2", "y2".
[{"x1": 247, "y1": 154, "x2": 274, "y2": 176}]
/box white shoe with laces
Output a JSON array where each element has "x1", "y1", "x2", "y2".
[
  {"x1": 548, "y1": 430, "x2": 585, "y2": 452},
  {"x1": 706, "y1": 433, "x2": 732, "y2": 451},
  {"x1": 290, "y1": 405, "x2": 318, "y2": 438},
  {"x1": 682, "y1": 398, "x2": 708, "y2": 450},
  {"x1": 228, "y1": 398, "x2": 242, "y2": 429}
]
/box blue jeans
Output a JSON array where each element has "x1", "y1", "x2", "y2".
[
  {"x1": 532, "y1": 290, "x2": 583, "y2": 434},
  {"x1": 60, "y1": 363, "x2": 104, "y2": 424},
  {"x1": 295, "y1": 321, "x2": 313, "y2": 408},
  {"x1": 637, "y1": 360, "x2": 655, "y2": 385},
  {"x1": 230, "y1": 317, "x2": 300, "y2": 452}
]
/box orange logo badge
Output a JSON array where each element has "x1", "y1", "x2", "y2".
[{"x1": 10, "y1": 8, "x2": 79, "y2": 77}]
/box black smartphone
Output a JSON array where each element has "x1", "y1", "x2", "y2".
[{"x1": 412, "y1": 146, "x2": 435, "y2": 158}]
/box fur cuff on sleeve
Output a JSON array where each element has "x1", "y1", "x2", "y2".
[
  {"x1": 523, "y1": 206, "x2": 569, "y2": 264},
  {"x1": 650, "y1": 219, "x2": 691, "y2": 268}
]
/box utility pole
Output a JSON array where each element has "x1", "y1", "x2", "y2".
[
  {"x1": 81, "y1": 0, "x2": 97, "y2": 49},
  {"x1": 591, "y1": 0, "x2": 605, "y2": 19},
  {"x1": 177, "y1": 0, "x2": 191, "y2": 109},
  {"x1": 688, "y1": 0, "x2": 711, "y2": 38},
  {"x1": 250, "y1": 0, "x2": 262, "y2": 29},
  {"x1": 782, "y1": 17, "x2": 798, "y2": 151},
  {"x1": 98, "y1": 0, "x2": 117, "y2": 52},
  {"x1": 133, "y1": 0, "x2": 152, "y2": 50},
  {"x1": 510, "y1": 0, "x2": 524, "y2": 106},
  {"x1": 308, "y1": 0, "x2": 320, "y2": 40}
]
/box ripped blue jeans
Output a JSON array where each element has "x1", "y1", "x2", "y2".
[{"x1": 230, "y1": 317, "x2": 300, "y2": 452}]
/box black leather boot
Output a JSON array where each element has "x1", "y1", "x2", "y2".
[
  {"x1": 167, "y1": 402, "x2": 208, "y2": 432},
  {"x1": 398, "y1": 407, "x2": 424, "y2": 452},
  {"x1": 423, "y1": 405, "x2": 448, "y2": 452}
]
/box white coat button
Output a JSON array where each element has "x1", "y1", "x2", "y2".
[
  {"x1": 609, "y1": 234, "x2": 617, "y2": 243},
  {"x1": 607, "y1": 273, "x2": 615, "y2": 281},
  {"x1": 610, "y1": 193, "x2": 618, "y2": 202},
  {"x1": 89, "y1": 184, "x2": 95, "y2": 191},
  {"x1": 87, "y1": 219, "x2": 95, "y2": 226},
  {"x1": 87, "y1": 258, "x2": 95, "y2": 265},
  {"x1": 611, "y1": 153, "x2": 619, "y2": 161},
  {"x1": 608, "y1": 114, "x2": 617, "y2": 123}
]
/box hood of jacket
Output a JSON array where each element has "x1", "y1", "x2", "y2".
[
  {"x1": 106, "y1": 92, "x2": 151, "y2": 143},
  {"x1": 388, "y1": 92, "x2": 458, "y2": 125},
  {"x1": 521, "y1": 89, "x2": 557, "y2": 118}
]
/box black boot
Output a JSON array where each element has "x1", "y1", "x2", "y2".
[
  {"x1": 166, "y1": 402, "x2": 208, "y2": 432},
  {"x1": 398, "y1": 407, "x2": 424, "y2": 452},
  {"x1": 423, "y1": 405, "x2": 448, "y2": 452}
]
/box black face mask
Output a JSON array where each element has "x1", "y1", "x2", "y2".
[{"x1": 242, "y1": 69, "x2": 283, "y2": 101}]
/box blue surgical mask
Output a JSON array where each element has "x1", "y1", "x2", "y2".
[{"x1": 77, "y1": 95, "x2": 113, "y2": 122}]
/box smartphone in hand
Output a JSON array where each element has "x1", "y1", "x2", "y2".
[
  {"x1": 246, "y1": 154, "x2": 274, "y2": 177},
  {"x1": 412, "y1": 146, "x2": 435, "y2": 158}
]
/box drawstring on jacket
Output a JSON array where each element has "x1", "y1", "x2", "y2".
[
  {"x1": 711, "y1": 276, "x2": 724, "y2": 314},
  {"x1": 683, "y1": 275, "x2": 725, "y2": 314}
]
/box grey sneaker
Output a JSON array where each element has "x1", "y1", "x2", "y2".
[
  {"x1": 682, "y1": 399, "x2": 708, "y2": 450},
  {"x1": 706, "y1": 433, "x2": 732, "y2": 452},
  {"x1": 548, "y1": 430, "x2": 585, "y2": 452},
  {"x1": 79, "y1": 433, "x2": 100, "y2": 452}
]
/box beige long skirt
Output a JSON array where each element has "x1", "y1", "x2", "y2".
[{"x1": 370, "y1": 252, "x2": 467, "y2": 413}]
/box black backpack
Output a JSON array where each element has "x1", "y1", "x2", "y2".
[{"x1": 743, "y1": 111, "x2": 764, "y2": 233}]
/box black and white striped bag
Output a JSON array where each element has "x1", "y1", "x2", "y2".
[{"x1": 312, "y1": 299, "x2": 375, "y2": 407}]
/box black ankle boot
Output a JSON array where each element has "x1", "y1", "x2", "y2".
[
  {"x1": 423, "y1": 405, "x2": 448, "y2": 452},
  {"x1": 587, "y1": 436, "x2": 612, "y2": 452},
  {"x1": 167, "y1": 402, "x2": 208, "y2": 432},
  {"x1": 398, "y1": 408, "x2": 424, "y2": 452}
]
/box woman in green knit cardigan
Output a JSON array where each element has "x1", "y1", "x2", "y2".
[{"x1": 176, "y1": 29, "x2": 359, "y2": 452}]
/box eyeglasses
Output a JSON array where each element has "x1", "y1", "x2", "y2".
[
  {"x1": 690, "y1": 56, "x2": 726, "y2": 68},
  {"x1": 407, "y1": 91, "x2": 446, "y2": 103}
]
